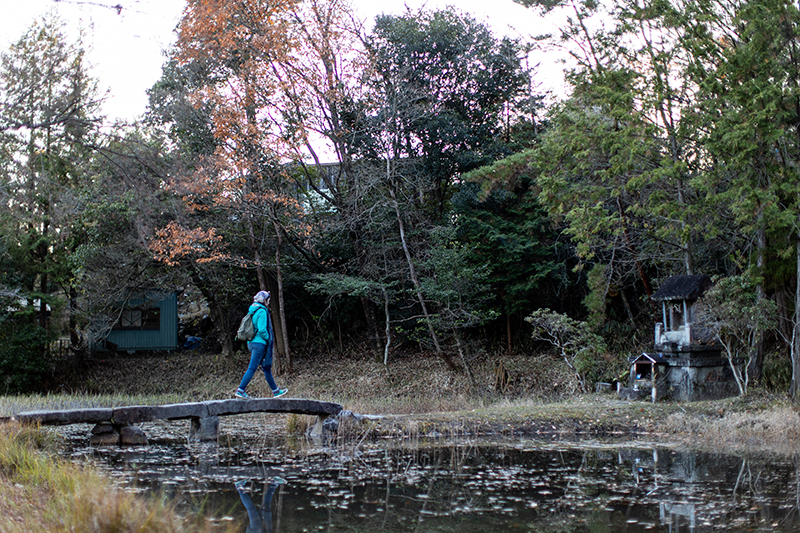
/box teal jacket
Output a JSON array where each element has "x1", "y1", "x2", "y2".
[{"x1": 248, "y1": 302, "x2": 271, "y2": 345}]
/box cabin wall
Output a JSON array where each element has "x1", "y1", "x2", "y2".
[{"x1": 95, "y1": 292, "x2": 179, "y2": 352}]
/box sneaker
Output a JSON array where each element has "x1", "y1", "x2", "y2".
[
  {"x1": 271, "y1": 476, "x2": 288, "y2": 485},
  {"x1": 272, "y1": 388, "x2": 288, "y2": 398},
  {"x1": 234, "y1": 480, "x2": 248, "y2": 491},
  {"x1": 235, "y1": 389, "x2": 252, "y2": 400}
]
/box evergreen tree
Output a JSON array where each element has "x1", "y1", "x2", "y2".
[
  {"x1": 0, "y1": 14, "x2": 101, "y2": 361},
  {"x1": 454, "y1": 154, "x2": 576, "y2": 352}
]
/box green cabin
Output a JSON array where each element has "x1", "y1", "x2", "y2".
[{"x1": 95, "y1": 290, "x2": 179, "y2": 352}]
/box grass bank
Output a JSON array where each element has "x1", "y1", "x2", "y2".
[
  {"x1": 70, "y1": 348, "x2": 586, "y2": 412},
  {"x1": 40, "y1": 349, "x2": 799, "y2": 456},
  {"x1": 0, "y1": 421, "x2": 234, "y2": 533}
]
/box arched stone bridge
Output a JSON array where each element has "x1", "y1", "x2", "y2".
[{"x1": 12, "y1": 398, "x2": 343, "y2": 445}]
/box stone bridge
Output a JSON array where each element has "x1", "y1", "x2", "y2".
[{"x1": 12, "y1": 398, "x2": 343, "y2": 445}]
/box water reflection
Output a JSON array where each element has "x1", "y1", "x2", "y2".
[
  {"x1": 235, "y1": 477, "x2": 286, "y2": 533},
  {"x1": 61, "y1": 431, "x2": 800, "y2": 532}
]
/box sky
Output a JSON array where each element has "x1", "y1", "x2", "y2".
[{"x1": 0, "y1": 0, "x2": 563, "y2": 123}]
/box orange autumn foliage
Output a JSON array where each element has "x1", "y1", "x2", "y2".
[
  {"x1": 176, "y1": 0, "x2": 301, "y2": 163},
  {"x1": 150, "y1": 221, "x2": 228, "y2": 266},
  {"x1": 150, "y1": 0, "x2": 303, "y2": 266}
]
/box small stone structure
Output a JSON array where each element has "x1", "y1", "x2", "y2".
[
  {"x1": 619, "y1": 274, "x2": 740, "y2": 402},
  {"x1": 12, "y1": 398, "x2": 342, "y2": 445}
]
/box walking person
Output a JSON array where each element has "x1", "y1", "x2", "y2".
[{"x1": 235, "y1": 290, "x2": 287, "y2": 399}]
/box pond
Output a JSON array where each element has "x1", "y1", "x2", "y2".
[{"x1": 59, "y1": 420, "x2": 800, "y2": 532}]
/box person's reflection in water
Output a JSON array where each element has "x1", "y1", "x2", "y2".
[{"x1": 234, "y1": 477, "x2": 287, "y2": 533}]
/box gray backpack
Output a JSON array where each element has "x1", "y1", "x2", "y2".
[{"x1": 236, "y1": 312, "x2": 256, "y2": 342}]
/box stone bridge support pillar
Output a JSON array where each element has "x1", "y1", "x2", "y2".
[
  {"x1": 189, "y1": 416, "x2": 220, "y2": 442},
  {"x1": 90, "y1": 422, "x2": 148, "y2": 446},
  {"x1": 309, "y1": 415, "x2": 328, "y2": 439}
]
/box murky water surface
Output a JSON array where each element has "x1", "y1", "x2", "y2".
[{"x1": 59, "y1": 420, "x2": 800, "y2": 532}]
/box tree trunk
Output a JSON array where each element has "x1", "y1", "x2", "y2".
[
  {"x1": 383, "y1": 287, "x2": 392, "y2": 366},
  {"x1": 38, "y1": 275, "x2": 48, "y2": 329},
  {"x1": 791, "y1": 224, "x2": 800, "y2": 402},
  {"x1": 506, "y1": 313, "x2": 512, "y2": 355},
  {"x1": 617, "y1": 197, "x2": 654, "y2": 296},
  {"x1": 69, "y1": 285, "x2": 79, "y2": 348},
  {"x1": 248, "y1": 217, "x2": 267, "y2": 292},
  {"x1": 190, "y1": 267, "x2": 234, "y2": 358},
  {"x1": 266, "y1": 274, "x2": 285, "y2": 369},
  {"x1": 389, "y1": 186, "x2": 455, "y2": 370},
  {"x1": 338, "y1": 320, "x2": 343, "y2": 356},
  {"x1": 273, "y1": 220, "x2": 292, "y2": 374},
  {"x1": 749, "y1": 223, "x2": 767, "y2": 382},
  {"x1": 775, "y1": 289, "x2": 791, "y2": 345},
  {"x1": 361, "y1": 297, "x2": 383, "y2": 359},
  {"x1": 620, "y1": 288, "x2": 636, "y2": 327},
  {"x1": 243, "y1": 74, "x2": 268, "y2": 294},
  {"x1": 454, "y1": 329, "x2": 476, "y2": 388},
  {"x1": 216, "y1": 305, "x2": 234, "y2": 358}
]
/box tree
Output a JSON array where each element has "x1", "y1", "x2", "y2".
[
  {"x1": 360, "y1": 8, "x2": 529, "y2": 217},
  {"x1": 516, "y1": 0, "x2": 800, "y2": 397},
  {"x1": 146, "y1": 56, "x2": 218, "y2": 159},
  {"x1": 525, "y1": 308, "x2": 608, "y2": 392},
  {"x1": 509, "y1": 0, "x2": 763, "y2": 338},
  {"x1": 327, "y1": 8, "x2": 532, "y2": 367},
  {"x1": 697, "y1": 275, "x2": 778, "y2": 396},
  {"x1": 419, "y1": 226, "x2": 498, "y2": 385},
  {"x1": 72, "y1": 127, "x2": 187, "y2": 353},
  {"x1": 0, "y1": 241, "x2": 50, "y2": 393},
  {"x1": 155, "y1": 0, "x2": 312, "y2": 365},
  {"x1": 147, "y1": 55, "x2": 252, "y2": 358},
  {"x1": 307, "y1": 272, "x2": 397, "y2": 363},
  {"x1": 536, "y1": 6, "x2": 716, "y2": 281},
  {"x1": 0, "y1": 14, "x2": 101, "y2": 354},
  {"x1": 269, "y1": 0, "x2": 372, "y2": 371},
  {"x1": 454, "y1": 153, "x2": 575, "y2": 352},
  {"x1": 680, "y1": 0, "x2": 800, "y2": 383}
]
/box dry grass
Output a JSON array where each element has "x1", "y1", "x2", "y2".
[
  {"x1": 278, "y1": 350, "x2": 580, "y2": 414},
  {"x1": 57, "y1": 348, "x2": 596, "y2": 443},
  {"x1": 0, "y1": 476, "x2": 48, "y2": 530},
  {"x1": 0, "y1": 422, "x2": 235, "y2": 533},
  {"x1": 662, "y1": 402, "x2": 800, "y2": 455},
  {"x1": 58, "y1": 349, "x2": 578, "y2": 413}
]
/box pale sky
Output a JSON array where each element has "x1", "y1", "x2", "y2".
[{"x1": 0, "y1": 0, "x2": 563, "y2": 123}]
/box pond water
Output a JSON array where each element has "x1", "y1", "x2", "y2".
[{"x1": 60, "y1": 423, "x2": 800, "y2": 532}]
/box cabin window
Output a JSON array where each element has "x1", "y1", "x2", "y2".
[{"x1": 114, "y1": 307, "x2": 160, "y2": 330}]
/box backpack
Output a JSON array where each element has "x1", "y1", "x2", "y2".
[{"x1": 236, "y1": 312, "x2": 256, "y2": 342}]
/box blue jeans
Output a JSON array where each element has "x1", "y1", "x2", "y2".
[{"x1": 238, "y1": 342, "x2": 278, "y2": 392}]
